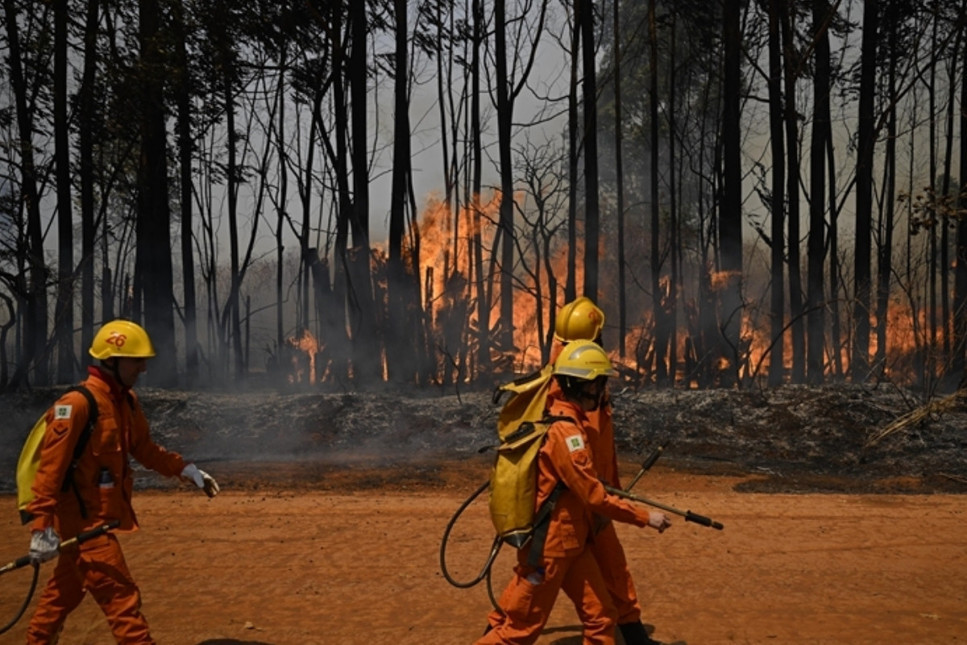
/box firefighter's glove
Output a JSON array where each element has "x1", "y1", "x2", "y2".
[
  {"x1": 647, "y1": 511, "x2": 672, "y2": 534},
  {"x1": 181, "y1": 463, "x2": 220, "y2": 498},
  {"x1": 29, "y1": 527, "x2": 60, "y2": 564}
]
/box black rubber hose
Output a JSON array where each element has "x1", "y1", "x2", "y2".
[
  {"x1": 439, "y1": 479, "x2": 503, "y2": 588},
  {"x1": 0, "y1": 563, "x2": 39, "y2": 635}
]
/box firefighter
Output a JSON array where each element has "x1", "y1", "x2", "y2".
[
  {"x1": 24, "y1": 319, "x2": 219, "y2": 644},
  {"x1": 550, "y1": 297, "x2": 663, "y2": 645},
  {"x1": 477, "y1": 340, "x2": 671, "y2": 645}
]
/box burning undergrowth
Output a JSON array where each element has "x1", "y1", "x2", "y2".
[{"x1": 0, "y1": 383, "x2": 964, "y2": 495}]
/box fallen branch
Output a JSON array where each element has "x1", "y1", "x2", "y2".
[
  {"x1": 865, "y1": 389, "x2": 966, "y2": 449},
  {"x1": 939, "y1": 472, "x2": 967, "y2": 486}
]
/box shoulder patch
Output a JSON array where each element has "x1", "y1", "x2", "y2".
[
  {"x1": 54, "y1": 404, "x2": 73, "y2": 420},
  {"x1": 565, "y1": 434, "x2": 585, "y2": 452}
]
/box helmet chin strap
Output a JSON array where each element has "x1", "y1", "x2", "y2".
[
  {"x1": 103, "y1": 358, "x2": 124, "y2": 387},
  {"x1": 558, "y1": 375, "x2": 605, "y2": 411},
  {"x1": 577, "y1": 388, "x2": 603, "y2": 411}
]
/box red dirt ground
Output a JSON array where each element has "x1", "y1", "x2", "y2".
[{"x1": 1, "y1": 460, "x2": 965, "y2": 644}]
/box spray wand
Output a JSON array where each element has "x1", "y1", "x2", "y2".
[
  {"x1": 606, "y1": 485, "x2": 724, "y2": 530},
  {"x1": 625, "y1": 445, "x2": 664, "y2": 492},
  {"x1": 0, "y1": 520, "x2": 120, "y2": 576},
  {"x1": 612, "y1": 444, "x2": 724, "y2": 530},
  {"x1": 0, "y1": 521, "x2": 120, "y2": 635}
]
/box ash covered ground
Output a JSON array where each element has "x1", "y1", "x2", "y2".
[{"x1": 1, "y1": 383, "x2": 965, "y2": 495}]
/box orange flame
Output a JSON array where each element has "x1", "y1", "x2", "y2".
[
  {"x1": 400, "y1": 187, "x2": 944, "y2": 386},
  {"x1": 287, "y1": 329, "x2": 320, "y2": 384}
]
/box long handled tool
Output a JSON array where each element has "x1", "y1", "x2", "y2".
[
  {"x1": 0, "y1": 520, "x2": 120, "y2": 576},
  {"x1": 0, "y1": 520, "x2": 120, "y2": 635},
  {"x1": 625, "y1": 445, "x2": 664, "y2": 492},
  {"x1": 605, "y1": 485, "x2": 724, "y2": 530}
]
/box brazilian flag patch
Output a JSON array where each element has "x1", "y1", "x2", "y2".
[{"x1": 566, "y1": 434, "x2": 585, "y2": 452}]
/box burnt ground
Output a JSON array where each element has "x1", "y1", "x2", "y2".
[
  {"x1": 1, "y1": 382, "x2": 965, "y2": 496},
  {"x1": 2, "y1": 382, "x2": 966, "y2": 645}
]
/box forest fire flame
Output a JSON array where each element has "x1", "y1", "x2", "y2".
[
  {"x1": 287, "y1": 329, "x2": 320, "y2": 384},
  {"x1": 283, "y1": 195, "x2": 939, "y2": 389}
]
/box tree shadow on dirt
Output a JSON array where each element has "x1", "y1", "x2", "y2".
[
  {"x1": 541, "y1": 623, "x2": 583, "y2": 645},
  {"x1": 544, "y1": 623, "x2": 687, "y2": 645},
  {"x1": 196, "y1": 640, "x2": 275, "y2": 645}
]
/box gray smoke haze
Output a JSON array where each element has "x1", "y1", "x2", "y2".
[
  {"x1": 2, "y1": 384, "x2": 965, "y2": 495},
  {"x1": 0, "y1": 387, "x2": 497, "y2": 494}
]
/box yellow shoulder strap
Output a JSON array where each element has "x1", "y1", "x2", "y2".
[{"x1": 496, "y1": 365, "x2": 554, "y2": 441}]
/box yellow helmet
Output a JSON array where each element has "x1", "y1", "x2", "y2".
[
  {"x1": 89, "y1": 319, "x2": 156, "y2": 360},
  {"x1": 554, "y1": 297, "x2": 605, "y2": 342},
  {"x1": 552, "y1": 339, "x2": 617, "y2": 380}
]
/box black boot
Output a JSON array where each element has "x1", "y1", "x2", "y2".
[{"x1": 618, "y1": 621, "x2": 662, "y2": 645}]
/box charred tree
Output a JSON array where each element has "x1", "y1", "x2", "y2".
[
  {"x1": 666, "y1": 10, "x2": 680, "y2": 385},
  {"x1": 954, "y1": 35, "x2": 967, "y2": 382},
  {"x1": 171, "y1": 0, "x2": 199, "y2": 382},
  {"x1": 329, "y1": 2, "x2": 353, "y2": 383},
  {"x1": 494, "y1": 0, "x2": 516, "y2": 358},
  {"x1": 825, "y1": 107, "x2": 842, "y2": 380},
  {"x1": 938, "y1": 5, "x2": 964, "y2": 384},
  {"x1": 953, "y1": 1, "x2": 967, "y2": 385},
  {"x1": 4, "y1": 0, "x2": 50, "y2": 389},
  {"x1": 780, "y1": 4, "x2": 805, "y2": 384},
  {"x1": 565, "y1": 3, "x2": 579, "y2": 305},
  {"x1": 851, "y1": 0, "x2": 878, "y2": 383},
  {"x1": 137, "y1": 0, "x2": 177, "y2": 386},
  {"x1": 347, "y1": 0, "x2": 379, "y2": 385},
  {"x1": 874, "y1": 0, "x2": 901, "y2": 378},
  {"x1": 807, "y1": 0, "x2": 830, "y2": 386},
  {"x1": 471, "y1": 0, "x2": 490, "y2": 379},
  {"x1": 54, "y1": 0, "x2": 75, "y2": 384},
  {"x1": 272, "y1": 37, "x2": 289, "y2": 365},
  {"x1": 211, "y1": 6, "x2": 245, "y2": 381},
  {"x1": 925, "y1": 8, "x2": 940, "y2": 388},
  {"x1": 648, "y1": 0, "x2": 668, "y2": 384},
  {"x1": 579, "y1": 0, "x2": 600, "y2": 303},
  {"x1": 78, "y1": 0, "x2": 99, "y2": 370},
  {"x1": 766, "y1": 0, "x2": 786, "y2": 387},
  {"x1": 430, "y1": 1, "x2": 456, "y2": 280},
  {"x1": 387, "y1": 0, "x2": 420, "y2": 384},
  {"x1": 613, "y1": 0, "x2": 627, "y2": 357},
  {"x1": 719, "y1": 0, "x2": 744, "y2": 386}
]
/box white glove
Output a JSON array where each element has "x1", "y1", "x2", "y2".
[
  {"x1": 647, "y1": 511, "x2": 672, "y2": 533},
  {"x1": 181, "y1": 463, "x2": 220, "y2": 498},
  {"x1": 29, "y1": 527, "x2": 61, "y2": 564}
]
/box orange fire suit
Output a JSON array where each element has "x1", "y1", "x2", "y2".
[
  {"x1": 478, "y1": 397, "x2": 652, "y2": 645},
  {"x1": 25, "y1": 366, "x2": 187, "y2": 644},
  {"x1": 547, "y1": 342, "x2": 645, "y2": 626}
]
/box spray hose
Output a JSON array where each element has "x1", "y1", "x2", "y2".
[
  {"x1": 439, "y1": 479, "x2": 510, "y2": 616},
  {"x1": 439, "y1": 480, "x2": 502, "y2": 588},
  {"x1": 0, "y1": 520, "x2": 120, "y2": 634},
  {"x1": 441, "y1": 445, "x2": 668, "y2": 615}
]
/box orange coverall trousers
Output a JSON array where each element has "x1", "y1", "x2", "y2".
[
  {"x1": 588, "y1": 521, "x2": 641, "y2": 624},
  {"x1": 476, "y1": 545, "x2": 618, "y2": 645},
  {"x1": 26, "y1": 533, "x2": 154, "y2": 644}
]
